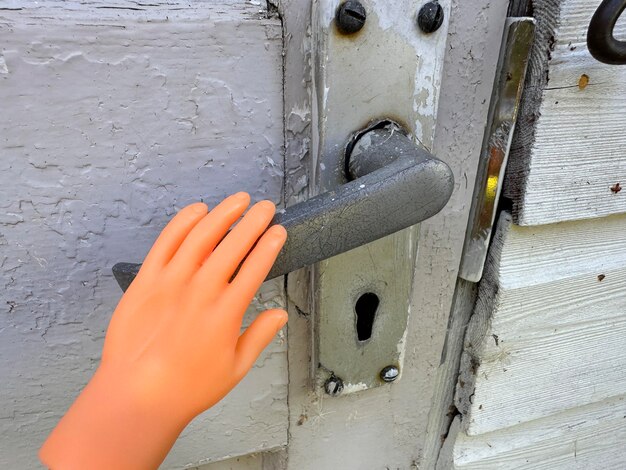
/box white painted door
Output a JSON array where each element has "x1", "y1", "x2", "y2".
[{"x1": 0, "y1": 1, "x2": 509, "y2": 468}]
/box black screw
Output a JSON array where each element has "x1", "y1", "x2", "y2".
[
  {"x1": 336, "y1": 1, "x2": 367, "y2": 35},
  {"x1": 324, "y1": 375, "x2": 344, "y2": 396},
  {"x1": 417, "y1": 1, "x2": 444, "y2": 34},
  {"x1": 380, "y1": 365, "x2": 399, "y2": 383}
]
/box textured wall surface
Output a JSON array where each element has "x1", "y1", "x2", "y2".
[
  {"x1": 0, "y1": 2, "x2": 287, "y2": 468},
  {"x1": 442, "y1": 1, "x2": 626, "y2": 468},
  {"x1": 505, "y1": 0, "x2": 626, "y2": 225}
]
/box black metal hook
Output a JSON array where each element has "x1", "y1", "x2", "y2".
[{"x1": 587, "y1": 0, "x2": 626, "y2": 64}]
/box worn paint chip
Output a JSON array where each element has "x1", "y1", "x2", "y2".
[
  {"x1": 578, "y1": 73, "x2": 589, "y2": 90},
  {"x1": 0, "y1": 56, "x2": 8, "y2": 74},
  {"x1": 610, "y1": 182, "x2": 621, "y2": 193}
]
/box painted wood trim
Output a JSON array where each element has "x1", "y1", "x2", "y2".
[
  {"x1": 283, "y1": 0, "x2": 511, "y2": 467},
  {"x1": 422, "y1": 279, "x2": 478, "y2": 469},
  {"x1": 442, "y1": 394, "x2": 626, "y2": 469},
  {"x1": 195, "y1": 449, "x2": 286, "y2": 470}
]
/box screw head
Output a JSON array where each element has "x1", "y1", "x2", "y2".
[
  {"x1": 336, "y1": 0, "x2": 367, "y2": 35},
  {"x1": 324, "y1": 375, "x2": 344, "y2": 396},
  {"x1": 417, "y1": 1, "x2": 444, "y2": 34},
  {"x1": 380, "y1": 365, "x2": 399, "y2": 383}
]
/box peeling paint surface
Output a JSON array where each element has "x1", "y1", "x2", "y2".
[
  {"x1": 311, "y1": 0, "x2": 451, "y2": 398},
  {"x1": 0, "y1": 2, "x2": 287, "y2": 468}
]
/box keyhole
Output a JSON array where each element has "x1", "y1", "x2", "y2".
[{"x1": 355, "y1": 292, "x2": 379, "y2": 341}]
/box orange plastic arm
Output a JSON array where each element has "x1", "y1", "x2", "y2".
[{"x1": 39, "y1": 193, "x2": 288, "y2": 470}]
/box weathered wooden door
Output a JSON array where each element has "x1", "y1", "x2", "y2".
[
  {"x1": 1, "y1": 2, "x2": 287, "y2": 468},
  {"x1": 0, "y1": 1, "x2": 509, "y2": 468}
]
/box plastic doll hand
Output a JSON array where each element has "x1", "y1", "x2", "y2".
[{"x1": 40, "y1": 193, "x2": 287, "y2": 470}]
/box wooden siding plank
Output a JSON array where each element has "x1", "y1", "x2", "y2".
[
  {"x1": 456, "y1": 211, "x2": 626, "y2": 436},
  {"x1": 504, "y1": 0, "x2": 626, "y2": 225},
  {"x1": 443, "y1": 395, "x2": 626, "y2": 469}
]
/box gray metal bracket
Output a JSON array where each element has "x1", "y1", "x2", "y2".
[
  {"x1": 312, "y1": 0, "x2": 450, "y2": 394},
  {"x1": 459, "y1": 18, "x2": 535, "y2": 282}
]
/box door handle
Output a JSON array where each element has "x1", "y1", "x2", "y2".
[{"x1": 112, "y1": 122, "x2": 454, "y2": 291}]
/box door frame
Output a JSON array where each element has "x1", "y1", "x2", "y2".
[{"x1": 276, "y1": 0, "x2": 511, "y2": 468}]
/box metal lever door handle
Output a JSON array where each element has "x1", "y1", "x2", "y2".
[
  {"x1": 587, "y1": 0, "x2": 626, "y2": 64},
  {"x1": 112, "y1": 122, "x2": 454, "y2": 291}
]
